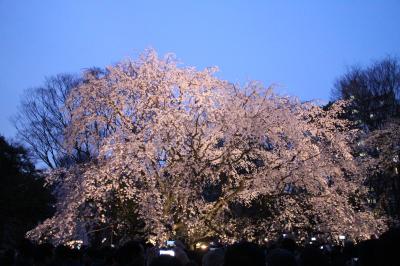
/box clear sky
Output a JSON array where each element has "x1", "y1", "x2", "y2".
[{"x1": 1, "y1": 1, "x2": 399, "y2": 139}]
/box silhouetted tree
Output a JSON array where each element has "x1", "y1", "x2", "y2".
[
  {"x1": 0, "y1": 136, "x2": 54, "y2": 248},
  {"x1": 13, "y1": 72, "x2": 108, "y2": 169},
  {"x1": 332, "y1": 57, "x2": 400, "y2": 130},
  {"x1": 13, "y1": 74, "x2": 83, "y2": 168}
]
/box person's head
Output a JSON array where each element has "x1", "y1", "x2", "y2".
[
  {"x1": 376, "y1": 227, "x2": 400, "y2": 266},
  {"x1": 280, "y1": 238, "x2": 297, "y2": 253},
  {"x1": 266, "y1": 248, "x2": 297, "y2": 266},
  {"x1": 16, "y1": 238, "x2": 34, "y2": 259},
  {"x1": 299, "y1": 246, "x2": 328, "y2": 266},
  {"x1": 224, "y1": 242, "x2": 265, "y2": 266},
  {"x1": 149, "y1": 255, "x2": 183, "y2": 266},
  {"x1": 357, "y1": 239, "x2": 378, "y2": 266},
  {"x1": 202, "y1": 248, "x2": 225, "y2": 266},
  {"x1": 53, "y1": 244, "x2": 81, "y2": 263},
  {"x1": 33, "y1": 243, "x2": 54, "y2": 265},
  {"x1": 115, "y1": 240, "x2": 145, "y2": 266},
  {"x1": 0, "y1": 249, "x2": 15, "y2": 265}
]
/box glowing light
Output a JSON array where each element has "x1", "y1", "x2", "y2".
[
  {"x1": 195, "y1": 242, "x2": 208, "y2": 250},
  {"x1": 65, "y1": 240, "x2": 83, "y2": 249},
  {"x1": 148, "y1": 238, "x2": 156, "y2": 245},
  {"x1": 160, "y1": 250, "x2": 175, "y2": 256},
  {"x1": 339, "y1": 235, "x2": 346, "y2": 240},
  {"x1": 166, "y1": 240, "x2": 175, "y2": 247}
]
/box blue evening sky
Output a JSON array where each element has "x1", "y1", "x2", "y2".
[{"x1": 1, "y1": 1, "x2": 399, "y2": 139}]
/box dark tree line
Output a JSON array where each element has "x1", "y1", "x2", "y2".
[
  {"x1": 12, "y1": 70, "x2": 107, "y2": 169},
  {"x1": 12, "y1": 74, "x2": 82, "y2": 169},
  {"x1": 0, "y1": 136, "x2": 54, "y2": 248},
  {"x1": 332, "y1": 56, "x2": 400, "y2": 130}
]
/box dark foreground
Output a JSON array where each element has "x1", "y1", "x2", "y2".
[{"x1": 1, "y1": 228, "x2": 399, "y2": 266}]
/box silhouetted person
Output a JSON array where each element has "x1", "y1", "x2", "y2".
[
  {"x1": 375, "y1": 227, "x2": 400, "y2": 266},
  {"x1": 357, "y1": 239, "x2": 378, "y2": 266},
  {"x1": 223, "y1": 242, "x2": 265, "y2": 266},
  {"x1": 0, "y1": 249, "x2": 15, "y2": 266},
  {"x1": 299, "y1": 246, "x2": 328, "y2": 266},
  {"x1": 15, "y1": 239, "x2": 34, "y2": 265},
  {"x1": 266, "y1": 248, "x2": 297, "y2": 266},
  {"x1": 280, "y1": 238, "x2": 297, "y2": 254},
  {"x1": 149, "y1": 255, "x2": 183, "y2": 266},
  {"x1": 342, "y1": 240, "x2": 356, "y2": 262},
  {"x1": 32, "y1": 243, "x2": 54, "y2": 266},
  {"x1": 52, "y1": 245, "x2": 81, "y2": 266},
  {"x1": 114, "y1": 240, "x2": 145, "y2": 266},
  {"x1": 330, "y1": 245, "x2": 346, "y2": 266},
  {"x1": 202, "y1": 248, "x2": 225, "y2": 266}
]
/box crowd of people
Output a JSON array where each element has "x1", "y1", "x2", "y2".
[{"x1": 1, "y1": 228, "x2": 399, "y2": 266}]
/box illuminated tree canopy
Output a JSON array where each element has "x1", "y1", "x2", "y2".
[{"x1": 27, "y1": 50, "x2": 387, "y2": 246}]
